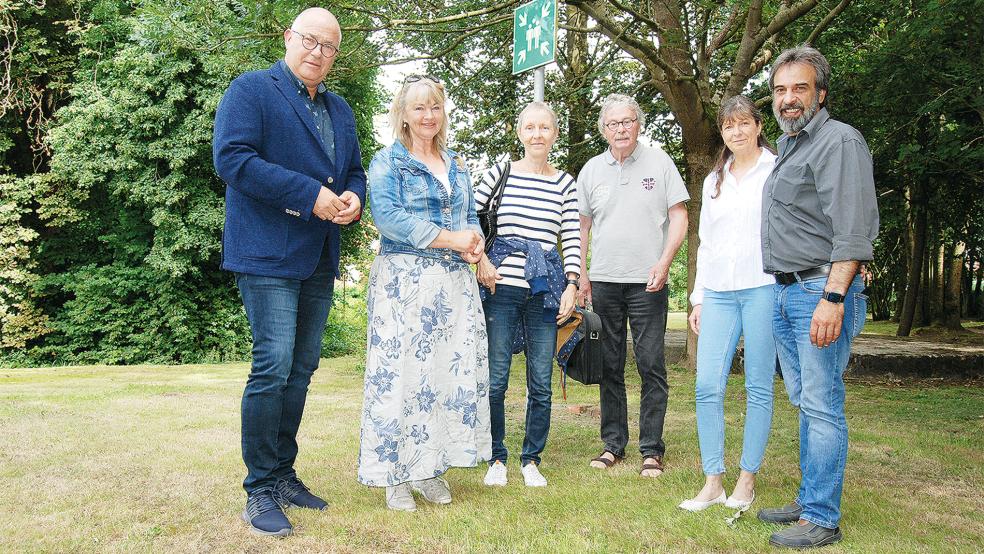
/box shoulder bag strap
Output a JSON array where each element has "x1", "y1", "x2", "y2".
[{"x1": 489, "y1": 161, "x2": 511, "y2": 211}]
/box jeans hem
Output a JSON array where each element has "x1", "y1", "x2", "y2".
[
  {"x1": 801, "y1": 514, "x2": 838, "y2": 530},
  {"x1": 738, "y1": 463, "x2": 760, "y2": 474}
]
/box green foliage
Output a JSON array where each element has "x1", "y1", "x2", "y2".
[{"x1": 0, "y1": 1, "x2": 384, "y2": 365}]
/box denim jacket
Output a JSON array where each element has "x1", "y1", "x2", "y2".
[{"x1": 368, "y1": 141, "x2": 482, "y2": 263}]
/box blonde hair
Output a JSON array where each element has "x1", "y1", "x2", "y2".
[{"x1": 390, "y1": 79, "x2": 448, "y2": 151}]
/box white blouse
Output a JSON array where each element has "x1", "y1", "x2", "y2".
[{"x1": 690, "y1": 149, "x2": 777, "y2": 306}]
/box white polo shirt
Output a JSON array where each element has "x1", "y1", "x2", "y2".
[{"x1": 577, "y1": 143, "x2": 689, "y2": 283}]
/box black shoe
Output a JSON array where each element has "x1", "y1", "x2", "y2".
[
  {"x1": 757, "y1": 501, "x2": 803, "y2": 523},
  {"x1": 769, "y1": 522, "x2": 843, "y2": 548},
  {"x1": 242, "y1": 488, "x2": 292, "y2": 537},
  {"x1": 275, "y1": 475, "x2": 329, "y2": 510}
]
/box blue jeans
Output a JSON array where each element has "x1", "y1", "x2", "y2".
[
  {"x1": 592, "y1": 282, "x2": 669, "y2": 458},
  {"x1": 774, "y1": 275, "x2": 866, "y2": 529},
  {"x1": 235, "y1": 250, "x2": 335, "y2": 494},
  {"x1": 695, "y1": 285, "x2": 776, "y2": 476},
  {"x1": 484, "y1": 285, "x2": 556, "y2": 466}
]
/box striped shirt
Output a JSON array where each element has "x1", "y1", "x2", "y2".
[{"x1": 474, "y1": 163, "x2": 581, "y2": 289}]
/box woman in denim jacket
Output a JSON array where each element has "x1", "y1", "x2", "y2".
[{"x1": 356, "y1": 76, "x2": 491, "y2": 512}]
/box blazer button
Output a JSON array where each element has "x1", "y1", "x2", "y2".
[{"x1": 327, "y1": 177, "x2": 334, "y2": 184}]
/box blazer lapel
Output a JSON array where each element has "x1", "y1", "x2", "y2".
[
  {"x1": 323, "y1": 91, "x2": 348, "y2": 172},
  {"x1": 269, "y1": 65, "x2": 331, "y2": 166}
]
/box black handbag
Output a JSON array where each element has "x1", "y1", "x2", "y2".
[
  {"x1": 477, "y1": 161, "x2": 510, "y2": 251},
  {"x1": 565, "y1": 309, "x2": 604, "y2": 386}
]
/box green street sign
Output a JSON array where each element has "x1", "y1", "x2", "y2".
[{"x1": 512, "y1": 0, "x2": 557, "y2": 74}]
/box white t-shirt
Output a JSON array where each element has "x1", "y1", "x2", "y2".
[
  {"x1": 690, "y1": 149, "x2": 777, "y2": 306},
  {"x1": 434, "y1": 171, "x2": 452, "y2": 196},
  {"x1": 577, "y1": 143, "x2": 690, "y2": 282}
]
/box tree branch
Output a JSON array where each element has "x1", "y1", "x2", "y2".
[{"x1": 806, "y1": 0, "x2": 852, "y2": 45}]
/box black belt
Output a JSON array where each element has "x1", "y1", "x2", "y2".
[{"x1": 773, "y1": 264, "x2": 831, "y2": 285}]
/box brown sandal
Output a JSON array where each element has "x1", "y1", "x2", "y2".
[
  {"x1": 640, "y1": 455, "x2": 664, "y2": 475},
  {"x1": 590, "y1": 451, "x2": 622, "y2": 469}
]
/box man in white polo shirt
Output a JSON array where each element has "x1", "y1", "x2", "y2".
[{"x1": 577, "y1": 93, "x2": 689, "y2": 477}]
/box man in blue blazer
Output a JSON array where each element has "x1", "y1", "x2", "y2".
[{"x1": 213, "y1": 7, "x2": 366, "y2": 537}]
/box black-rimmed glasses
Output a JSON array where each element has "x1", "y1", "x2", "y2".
[
  {"x1": 604, "y1": 117, "x2": 638, "y2": 131},
  {"x1": 290, "y1": 29, "x2": 339, "y2": 58}
]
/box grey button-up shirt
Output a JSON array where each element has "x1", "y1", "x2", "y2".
[
  {"x1": 761, "y1": 108, "x2": 879, "y2": 273},
  {"x1": 279, "y1": 60, "x2": 335, "y2": 164}
]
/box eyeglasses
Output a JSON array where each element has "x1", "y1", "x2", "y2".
[
  {"x1": 290, "y1": 29, "x2": 339, "y2": 58},
  {"x1": 604, "y1": 117, "x2": 638, "y2": 131},
  {"x1": 404, "y1": 74, "x2": 442, "y2": 85}
]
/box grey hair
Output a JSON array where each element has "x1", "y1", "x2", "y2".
[
  {"x1": 769, "y1": 45, "x2": 831, "y2": 105},
  {"x1": 597, "y1": 93, "x2": 646, "y2": 135},
  {"x1": 517, "y1": 101, "x2": 558, "y2": 130}
]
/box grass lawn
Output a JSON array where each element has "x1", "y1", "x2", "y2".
[{"x1": 1, "y1": 356, "x2": 982, "y2": 553}]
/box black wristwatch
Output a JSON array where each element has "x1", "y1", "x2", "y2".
[
  {"x1": 566, "y1": 278, "x2": 580, "y2": 289},
  {"x1": 821, "y1": 290, "x2": 845, "y2": 304}
]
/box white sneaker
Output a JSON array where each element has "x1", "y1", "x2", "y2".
[
  {"x1": 386, "y1": 483, "x2": 417, "y2": 512},
  {"x1": 678, "y1": 491, "x2": 727, "y2": 512},
  {"x1": 484, "y1": 461, "x2": 507, "y2": 486},
  {"x1": 410, "y1": 477, "x2": 452, "y2": 504},
  {"x1": 521, "y1": 462, "x2": 547, "y2": 487}
]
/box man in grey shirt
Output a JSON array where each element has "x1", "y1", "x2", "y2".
[
  {"x1": 756, "y1": 46, "x2": 879, "y2": 549},
  {"x1": 577, "y1": 94, "x2": 689, "y2": 477}
]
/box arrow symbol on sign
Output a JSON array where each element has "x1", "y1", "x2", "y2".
[
  {"x1": 541, "y1": 4, "x2": 550, "y2": 18},
  {"x1": 519, "y1": 13, "x2": 527, "y2": 27},
  {"x1": 540, "y1": 40, "x2": 550, "y2": 55},
  {"x1": 518, "y1": 51, "x2": 526, "y2": 63}
]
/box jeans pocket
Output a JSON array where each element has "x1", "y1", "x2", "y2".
[
  {"x1": 797, "y1": 277, "x2": 825, "y2": 295},
  {"x1": 851, "y1": 292, "x2": 868, "y2": 338}
]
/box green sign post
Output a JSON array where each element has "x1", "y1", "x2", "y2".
[{"x1": 512, "y1": 0, "x2": 557, "y2": 75}]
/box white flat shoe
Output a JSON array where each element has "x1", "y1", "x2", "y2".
[
  {"x1": 678, "y1": 491, "x2": 727, "y2": 512},
  {"x1": 725, "y1": 490, "x2": 755, "y2": 510}
]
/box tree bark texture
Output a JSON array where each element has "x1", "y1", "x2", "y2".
[
  {"x1": 898, "y1": 184, "x2": 926, "y2": 336},
  {"x1": 943, "y1": 241, "x2": 965, "y2": 329}
]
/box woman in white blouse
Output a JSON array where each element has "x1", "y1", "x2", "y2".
[{"x1": 679, "y1": 95, "x2": 778, "y2": 512}]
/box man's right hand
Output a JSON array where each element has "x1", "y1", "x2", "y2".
[
  {"x1": 312, "y1": 186, "x2": 347, "y2": 221},
  {"x1": 577, "y1": 276, "x2": 592, "y2": 307}
]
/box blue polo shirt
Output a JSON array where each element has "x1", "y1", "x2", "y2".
[{"x1": 278, "y1": 60, "x2": 335, "y2": 164}]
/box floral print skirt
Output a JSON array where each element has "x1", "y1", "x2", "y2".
[{"x1": 357, "y1": 254, "x2": 491, "y2": 487}]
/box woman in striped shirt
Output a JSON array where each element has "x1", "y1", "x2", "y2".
[{"x1": 474, "y1": 101, "x2": 580, "y2": 488}]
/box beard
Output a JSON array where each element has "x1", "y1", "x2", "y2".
[{"x1": 773, "y1": 94, "x2": 820, "y2": 134}]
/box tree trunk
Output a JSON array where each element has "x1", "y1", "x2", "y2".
[
  {"x1": 897, "y1": 184, "x2": 927, "y2": 337},
  {"x1": 563, "y1": 4, "x2": 592, "y2": 174},
  {"x1": 943, "y1": 241, "x2": 965, "y2": 329},
  {"x1": 932, "y1": 241, "x2": 946, "y2": 324},
  {"x1": 681, "y1": 132, "x2": 719, "y2": 370}
]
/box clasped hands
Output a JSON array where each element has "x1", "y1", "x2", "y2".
[
  {"x1": 448, "y1": 230, "x2": 484, "y2": 264},
  {"x1": 313, "y1": 187, "x2": 361, "y2": 224}
]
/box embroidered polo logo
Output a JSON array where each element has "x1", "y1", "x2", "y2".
[{"x1": 642, "y1": 177, "x2": 656, "y2": 190}]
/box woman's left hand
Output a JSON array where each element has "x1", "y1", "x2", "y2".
[{"x1": 556, "y1": 284, "x2": 577, "y2": 324}]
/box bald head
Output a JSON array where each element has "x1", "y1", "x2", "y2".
[
  {"x1": 284, "y1": 8, "x2": 341, "y2": 95},
  {"x1": 292, "y1": 8, "x2": 342, "y2": 43}
]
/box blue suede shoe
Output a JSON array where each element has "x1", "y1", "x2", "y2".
[
  {"x1": 242, "y1": 488, "x2": 292, "y2": 537},
  {"x1": 275, "y1": 475, "x2": 329, "y2": 511}
]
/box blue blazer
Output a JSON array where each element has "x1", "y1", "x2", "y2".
[{"x1": 213, "y1": 62, "x2": 367, "y2": 279}]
